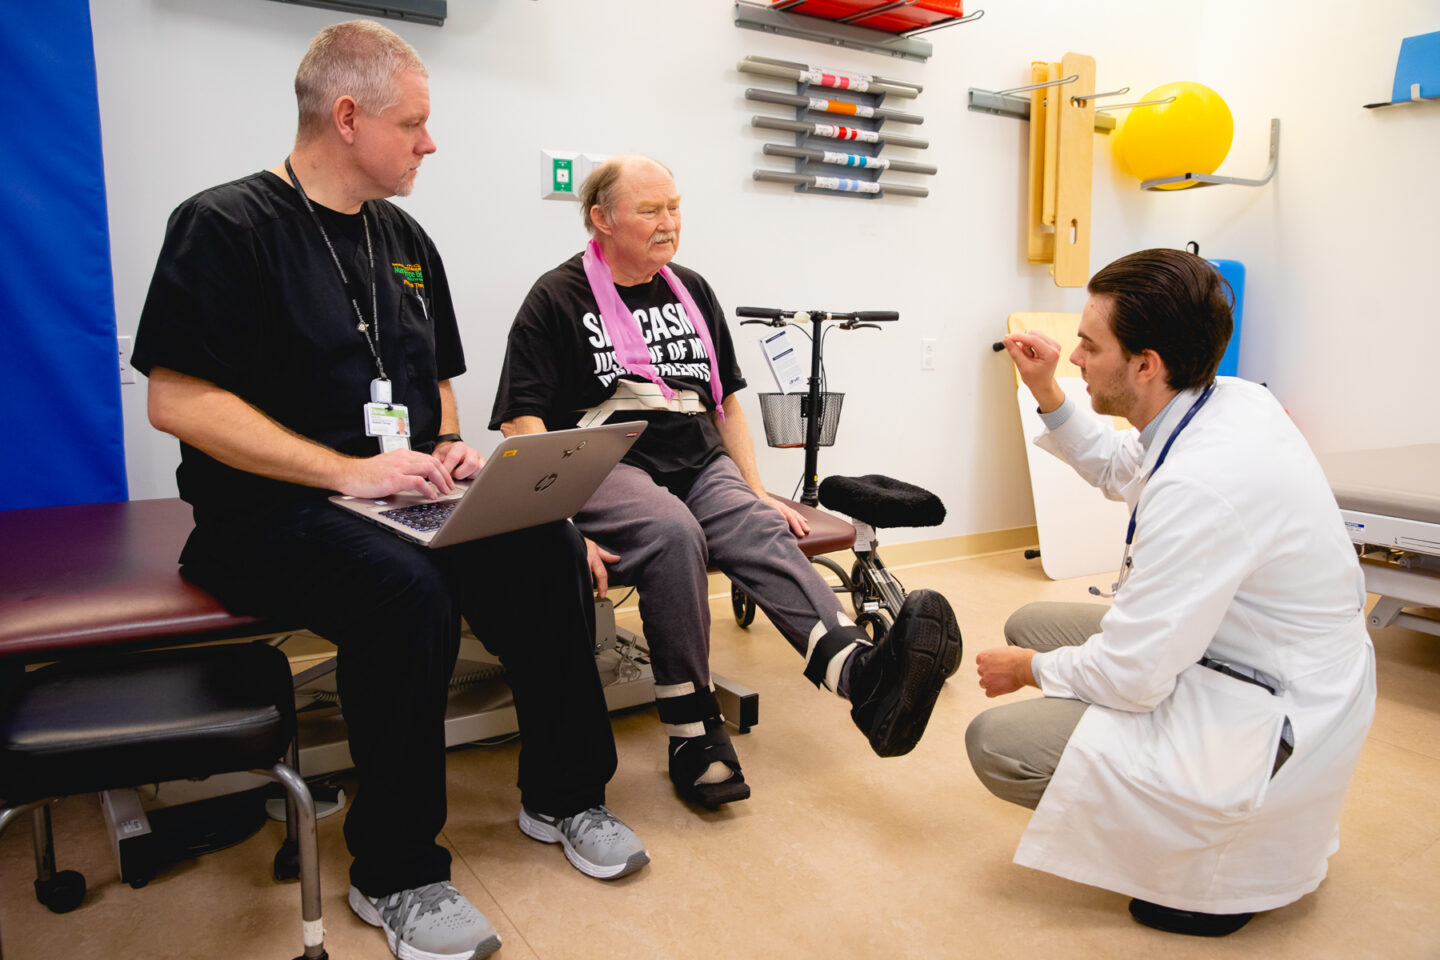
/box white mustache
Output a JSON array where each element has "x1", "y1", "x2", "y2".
[{"x1": 651, "y1": 232, "x2": 676, "y2": 245}]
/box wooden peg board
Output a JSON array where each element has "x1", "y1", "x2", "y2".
[
  {"x1": 1027, "y1": 60, "x2": 1056, "y2": 263},
  {"x1": 1052, "y1": 52, "x2": 1095, "y2": 287}
]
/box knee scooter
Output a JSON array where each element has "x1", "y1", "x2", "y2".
[{"x1": 733, "y1": 306, "x2": 946, "y2": 640}]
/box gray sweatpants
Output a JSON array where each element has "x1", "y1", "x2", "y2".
[
  {"x1": 964, "y1": 602, "x2": 1104, "y2": 809},
  {"x1": 575, "y1": 456, "x2": 846, "y2": 699}
]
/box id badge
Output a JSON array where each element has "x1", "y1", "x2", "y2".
[{"x1": 365, "y1": 401, "x2": 411, "y2": 451}]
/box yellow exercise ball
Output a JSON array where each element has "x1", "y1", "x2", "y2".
[{"x1": 1113, "y1": 82, "x2": 1233, "y2": 190}]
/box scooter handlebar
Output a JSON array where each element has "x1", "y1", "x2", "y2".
[{"x1": 735, "y1": 307, "x2": 899, "y2": 323}]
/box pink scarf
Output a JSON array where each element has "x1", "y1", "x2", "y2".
[{"x1": 582, "y1": 238, "x2": 725, "y2": 421}]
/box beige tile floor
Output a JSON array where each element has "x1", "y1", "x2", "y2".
[{"x1": 3, "y1": 549, "x2": 1439, "y2": 959}]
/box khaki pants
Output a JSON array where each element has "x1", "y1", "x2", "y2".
[{"x1": 964, "y1": 602, "x2": 1106, "y2": 810}]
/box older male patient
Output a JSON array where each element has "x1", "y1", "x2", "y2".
[
  {"x1": 491, "y1": 155, "x2": 961, "y2": 808},
  {"x1": 971, "y1": 248, "x2": 1376, "y2": 936},
  {"x1": 131, "y1": 22, "x2": 647, "y2": 960}
]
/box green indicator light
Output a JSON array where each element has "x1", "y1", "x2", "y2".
[{"x1": 553, "y1": 158, "x2": 573, "y2": 193}]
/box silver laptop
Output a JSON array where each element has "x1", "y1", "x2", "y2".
[{"x1": 329, "y1": 422, "x2": 645, "y2": 547}]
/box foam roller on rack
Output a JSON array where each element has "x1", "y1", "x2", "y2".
[
  {"x1": 752, "y1": 115, "x2": 929, "y2": 149},
  {"x1": 763, "y1": 143, "x2": 937, "y2": 175},
  {"x1": 753, "y1": 169, "x2": 929, "y2": 198},
  {"x1": 738, "y1": 57, "x2": 921, "y2": 98},
  {"x1": 746, "y1": 87, "x2": 924, "y2": 124}
]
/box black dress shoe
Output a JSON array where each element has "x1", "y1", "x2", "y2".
[{"x1": 1128, "y1": 898, "x2": 1254, "y2": 937}]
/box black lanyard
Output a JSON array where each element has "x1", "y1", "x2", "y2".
[{"x1": 284, "y1": 157, "x2": 387, "y2": 382}]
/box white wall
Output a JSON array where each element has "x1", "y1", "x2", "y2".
[
  {"x1": 1188, "y1": 0, "x2": 1440, "y2": 451},
  {"x1": 95, "y1": 0, "x2": 1440, "y2": 540}
]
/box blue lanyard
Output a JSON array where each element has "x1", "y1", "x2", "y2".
[{"x1": 1124, "y1": 381, "x2": 1217, "y2": 546}]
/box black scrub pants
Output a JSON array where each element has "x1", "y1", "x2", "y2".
[{"x1": 181, "y1": 498, "x2": 617, "y2": 898}]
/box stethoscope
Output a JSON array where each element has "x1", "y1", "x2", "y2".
[{"x1": 1089, "y1": 381, "x2": 1217, "y2": 598}]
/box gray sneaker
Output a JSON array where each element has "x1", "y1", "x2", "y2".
[
  {"x1": 348, "y1": 881, "x2": 501, "y2": 960},
  {"x1": 518, "y1": 804, "x2": 650, "y2": 880}
]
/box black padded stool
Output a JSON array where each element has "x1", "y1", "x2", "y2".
[
  {"x1": 0, "y1": 642, "x2": 326, "y2": 960},
  {"x1": 819, "y1": 474, "x2": 946, "y2": 529}
]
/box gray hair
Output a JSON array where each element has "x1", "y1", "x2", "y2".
[
  {"x1": 580, "y1": 155, "x2": 673, "y2": 236},
  {"x1": 294, "y1": 20, "x2": 427, "y2": 140}
]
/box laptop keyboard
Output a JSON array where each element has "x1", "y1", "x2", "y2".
[{"x1": 380, "y1": 500, "x2": 458, "y2": 533}]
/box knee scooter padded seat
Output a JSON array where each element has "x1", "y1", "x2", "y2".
[{"x1": 819, "y1": 475, "x2": 946, "y2": 529}]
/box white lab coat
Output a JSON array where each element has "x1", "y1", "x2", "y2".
[{"x1": 1015, "y1": 378, "x2": 1376, "y2": 914}]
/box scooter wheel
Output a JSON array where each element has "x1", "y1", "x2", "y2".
[{"x1": 731, "y1": 584, "x2": 757, "y2": 628}]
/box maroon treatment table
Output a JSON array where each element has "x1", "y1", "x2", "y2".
[
  {"x1": 0, "y1": 495, "x2": 858, "y2": 750},
  {"x1": 0, "y1": 498, "x2": 293, "y2": 665},
  {"x1": 0, "y1": 498, "x2": 326, "y2": 957},
  {"x1": 0, "y1": 495, "x2": 856, "y2": 662}
]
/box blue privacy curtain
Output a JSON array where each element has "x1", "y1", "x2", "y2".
[{"x1": 0, "y1": 0, "x2": 127, "y2": 510}]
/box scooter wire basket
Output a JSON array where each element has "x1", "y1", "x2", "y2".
[{"x1": 757, "y1": 392, "x2": 844, "y2": 448}]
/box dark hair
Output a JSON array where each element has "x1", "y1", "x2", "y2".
[{"x1": 1087, "y1": 248, "x2": 1234, "y2": 391}]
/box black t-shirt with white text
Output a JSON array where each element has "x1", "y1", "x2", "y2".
[
  {"x1": 489, "y1": 253, "x2": 746, "y2": 496},
  {"x1": 132, "y1": 171, "x2": 464, "y2": 525}
]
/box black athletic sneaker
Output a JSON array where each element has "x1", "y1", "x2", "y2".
[{"x1": 847, "y1": 589, "x2": 962, "y2": 757}]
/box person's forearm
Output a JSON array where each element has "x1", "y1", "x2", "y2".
[
  {"x1": 1031, "y1": 378, "x2": 1065, "y2": 414},
  {"x1": 714, "y1": 395, "x2": 766, "y2": 495},
  {"x1": 437, "y1": 379, "x2": 462, "y2": 437},
  {"x1": 500, "y1": 415, "x2": 547, "y2": 437},
  {"x1": 147, "y1": 366, "x2": 354, "y2": 489}
]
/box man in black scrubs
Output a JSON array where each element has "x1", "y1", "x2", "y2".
[{"x1": 132, "y1": 20, "x2": 645, "y2": 960}]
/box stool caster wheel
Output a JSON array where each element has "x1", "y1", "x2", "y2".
[
  {"x1": 35, "y1": 869, "x2": 86, "y2": 913},
  {"x1": 731, "y1": 584, "x2": 756, "y2": 628},
  {"x1": 857, "y1": 610, "x2": 890, "y2": 643},
  {"x1": 273, "y1": 838, "x2": 301, "y2": 882},
  {"x1": 1024, "y1": 548, "x2": 1041, "y2": 560}
]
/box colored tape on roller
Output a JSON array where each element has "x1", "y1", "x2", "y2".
[
  {"x1": 814, "y1": 176, "x2": 881, "y2": 194},
  {"x1": 821, "y1": 150, "x2": 889, "y2": 169}
]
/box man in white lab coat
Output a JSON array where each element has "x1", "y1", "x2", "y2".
[{"x1": 969, "y1": 248, "x2": 1376, "y2": 936}]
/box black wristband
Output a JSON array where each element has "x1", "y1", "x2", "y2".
[{"x1": 435, "y1": 433, "x2": 463, "y2": 445}]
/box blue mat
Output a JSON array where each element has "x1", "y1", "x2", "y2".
[{"x1": 1209, "y1": 258, "x2": 1245, "y2": 379}]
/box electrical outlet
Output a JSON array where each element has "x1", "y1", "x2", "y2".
[
  {"x1": 118, "y1": 335, "x2": 136, "y2": 384},
  {"x1": 920, "y1": 337, "x2": 936, "y2": 371}
]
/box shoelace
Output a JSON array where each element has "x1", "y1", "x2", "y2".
[
  {"x1": 388, "y1": 882, "x2": 458, "y2": 926},
  {"x1": 566, "y1": 807, "x2": 619, "y2": 842}
]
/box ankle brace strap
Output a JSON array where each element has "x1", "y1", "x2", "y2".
[
  {"x1": 655, "y1": 685, "x2": 722, "y2": 726},
  {"x1": 803, "y1": 624, "x2": 869, "y2": 691}
]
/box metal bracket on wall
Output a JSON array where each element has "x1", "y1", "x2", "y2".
[
  {"x1": 968, "y1": 76, "x2": 1117, "y2": 133},
  {"x1": 1141, "y1": 118, "x2": 1280, "y2": 190}
]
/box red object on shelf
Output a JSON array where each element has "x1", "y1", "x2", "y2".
[{"x1": 771, "y1": 0, "x2": 963, "y2": 33}]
